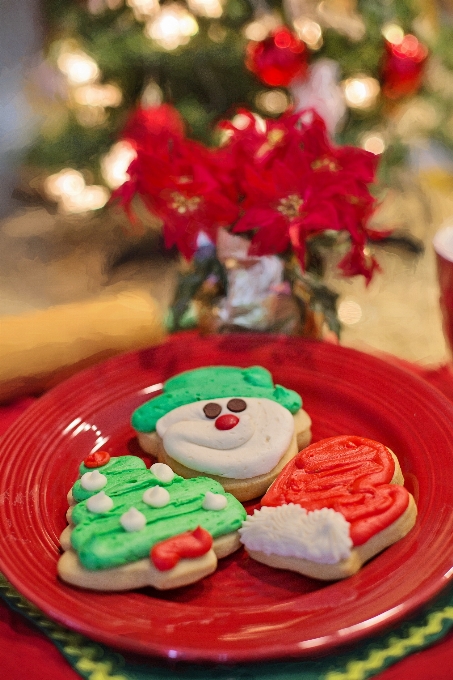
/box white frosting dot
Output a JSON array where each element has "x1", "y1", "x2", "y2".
[
  {"x1": 80, "y1": 469, "x2": 107, "y2": 491},
  {"x1": 86, "y1": 490, "x2": 114, "y2": 514},
  {"x1": 120, "y1": 507, "x2": 147, "y2": 532},
  {"x1": 202, "y1": 491, "x2": 228, "y2": 511},
  {"x1": 150, "y1": 463, "x2": 175, "y2": 483},
  {"x1": 142, "y1": 486, "x2": 170, "y2": 508}
]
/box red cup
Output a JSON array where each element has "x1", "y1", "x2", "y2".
[{"x1": 433, "y1": 224, "x2": 453, "y2": 354}]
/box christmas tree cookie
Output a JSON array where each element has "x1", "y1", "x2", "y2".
[
  {"x1": 239, "y1": 436, "x2": 417, "y2": 580},
  {"x1": 131, "y1": 366, "x2": 312, "y2": 502},
  {"x1": 58, "y1": 453, "x2": 246, "y2": 591}
]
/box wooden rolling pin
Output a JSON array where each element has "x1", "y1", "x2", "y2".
[{"x1": 0, "y1": 290, "x2": 166, "y2": 402}]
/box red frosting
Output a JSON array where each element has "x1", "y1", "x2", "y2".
[
  {"x1": 151, "y1": 526, "x2": 213, "y2": 571},
  {"x1": 83, "y1": 450, "x2": 110, "y2": 468},
  {"x1": 261, "y1": 435, "x2": 410, "y2": 546}
]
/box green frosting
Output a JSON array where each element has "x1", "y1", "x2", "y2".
[
  {"x1": 131, "y1": 365, "x2": 302, "y2": 433},
  {"x1": 70, "y1": 456, "x2": 246, "y2": 570}
]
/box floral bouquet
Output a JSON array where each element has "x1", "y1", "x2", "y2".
[{"x1": 114, "y1": 104, "x2": 384, "y2": 340}]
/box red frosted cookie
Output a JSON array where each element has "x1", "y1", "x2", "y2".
[{"x1": 239, "y1": 436, "x2": 417, "y2": 580}]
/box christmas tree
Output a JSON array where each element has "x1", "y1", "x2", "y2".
[
  {"x1": 23, "y1": 0, "x2": 452, "y2": 341},
  {"x1": 28, "y1": 0, "x2": 453, "y2": 214}
]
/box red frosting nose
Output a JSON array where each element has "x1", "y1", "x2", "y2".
[{"x1": 215, "y1": 414, "x2": 239, "y2": 430}]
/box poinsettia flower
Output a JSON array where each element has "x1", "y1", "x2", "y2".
[
  {"x1": 219, "y1": 108, "x2": 377, "y2": 211},
  {"x1": 114, "y1": 104, "x2": 382, "y2": 281},
  {"x1": 233, "y1": 156, "x2": 343, "y2": 267},
  {"x1": 231, "y1": 124, "x2": 379, "y2": 279},
  {"x1": 218, "y1": 108, "x2": 306, "y2": 176},
  {"x1": 114, "y1": 132, "x2": 239, "y2": 259},
  {"x1": 155, "y1": 168, "x2": 240, "y2": 259},
  {"x1": 309, "y1": 147, "x2": 378, "y2": 204},
  {"x1": 113, "y1": 106, "x2": 190, "y2": 216},
  {"x1": 293, "y1": 109, "x2": 379, "y2": 187}
]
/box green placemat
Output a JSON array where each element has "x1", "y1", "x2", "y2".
[{"x1": 2, "y1": 572, "x2": 453, "y2": 680}]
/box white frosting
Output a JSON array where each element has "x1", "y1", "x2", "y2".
[
  {"x1": 156, "y1": 397, "x2": 294, "y2": 479},
  {"x1": 142, "y1": 486, "x2": 170, "y2": 508},
  {"x1": 86, "y1": 490, "x2": 114, "y2": 514},
  {"x1": 120, "y1": 507, "x2": 147, "y2": 532},
  {"x1": 202, "y1": 491, "x2": 228, "y2": 511},
  {"x1": 239, "y1": 504, "x2": 353, "y2": 564},
  {"x1": 150, "y1": 462, "x2": 175, "y2": 483},
  {"x1": 80, "y1": 469, "x2": 107, "y2": 491}
]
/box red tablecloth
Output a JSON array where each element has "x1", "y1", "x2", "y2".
[{"x1": 2, "y1": 362, "x2": 453, "y2": 680}]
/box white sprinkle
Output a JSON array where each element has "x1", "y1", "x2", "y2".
[
  {"x1": 86, "y1": 490, "x2": 114, "y2": 513},
  {"x1": 202, "y1": 491, "x2": 228, "y2": 511},
  {"x1": 142, "y1": 486, "x2": 170, "y2": 508},
  {"x1": 80, "y1": 469, "x2": 107, "y2": 491},
  {"x1": 150, "y1": 463, "x2": 175, "y2": 483},
  {"x1": 120, "y1": 507, "x2": 147, "y2": 532}
]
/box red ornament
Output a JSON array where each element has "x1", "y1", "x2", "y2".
[
  {"x1": 246, "y1": 27, "x2": 308, "y2": 87},
  {"x1": 381, "y1": 34, "x2": 428, "y2": 99},
  {"x1": 121, "y1": 104, "x2": 186, "y2": 149},
  {"x1": 84, "y1": 450, "x2": 110, "y2": 468}
]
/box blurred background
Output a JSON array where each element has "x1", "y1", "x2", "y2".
[{"x1": 2, "y1": 0, "x2": 453, "y2": 396}]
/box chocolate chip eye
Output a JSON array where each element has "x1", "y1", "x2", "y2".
[
  {"x1": 203, "y1": 402, "x2": 222, "y2": 419},
  {"x1": 227, "y1": 398, "x2": 246, "y2": 413}
]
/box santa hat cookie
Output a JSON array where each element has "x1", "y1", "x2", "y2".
[
  {"x1": 239, "y1": 435, "x2": 417, "y2": 579},
  {"x1": 132, "y1": 366, "x2": 312, "y2": 502},
  {"x1": 58, "y1": 453, "x2": 246, "y2": 591}
]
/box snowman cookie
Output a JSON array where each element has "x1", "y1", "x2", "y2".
[
  {"x1": 131, "y1": 366, "x2": 312, "y2": 502},
  {"x1": 58, "y1": 453, "x2": 246, "y2": 591},
  {"x1": 239, "y1": 435, "x2": 417, "y2": 580}
]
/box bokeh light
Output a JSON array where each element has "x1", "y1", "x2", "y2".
[
  {"x1": 101, "y1": 141, "x2": 137, "y2": 189},
  {"x1": 338, "y1": 299, "x2": 363, "y2": 325},
  {"x1": 127, "y1": 0, "x2": 159, "y2": 20},
  {"x1": 293, "y1": 18, "x2": 323, "y2": 50},
  {"x1": 187, "y1": 0, "x2": 223, "y2": 19},
  {"x1": 243, "y1": 14, "x2": 280, "y2": 42},
  {"x1": 57, "y1": 49, "x2": 100, "y2": 85},
  {"x1": 145, "y1": 5, "x2": 198, "y2": 50},
  {"x1": 44, "y1": 168, "x2": 109, "y2": 213},
  {"x1": 73, "y1": 83, "x2": 122, "y2": 107},
  {"x1": 361, "y1": 132, "x2": 386, "y2": 155},
  {"x1": 382, "y1": 23, "x2": 405, "y2": 45},
  {"x1": 342, "y1": 75, "x2": 380, "y2": 109},
  {"x1": 255, "y1": 89, "x2": 289, "y2": 115}
]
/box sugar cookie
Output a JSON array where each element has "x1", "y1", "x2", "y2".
[
  {"x1": 132, "y1": 366, "x2": 312, "y2": 501},
  {"x1": 239, "y1": 435, "x2": 417, "y2": 579},
  {"x1": 58, "y1": 454, "x2": 246, "y2": 590}
]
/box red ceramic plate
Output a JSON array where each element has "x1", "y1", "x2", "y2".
[{"x1": 1, "y1": 333, "x2": 453, "y2": 662}]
